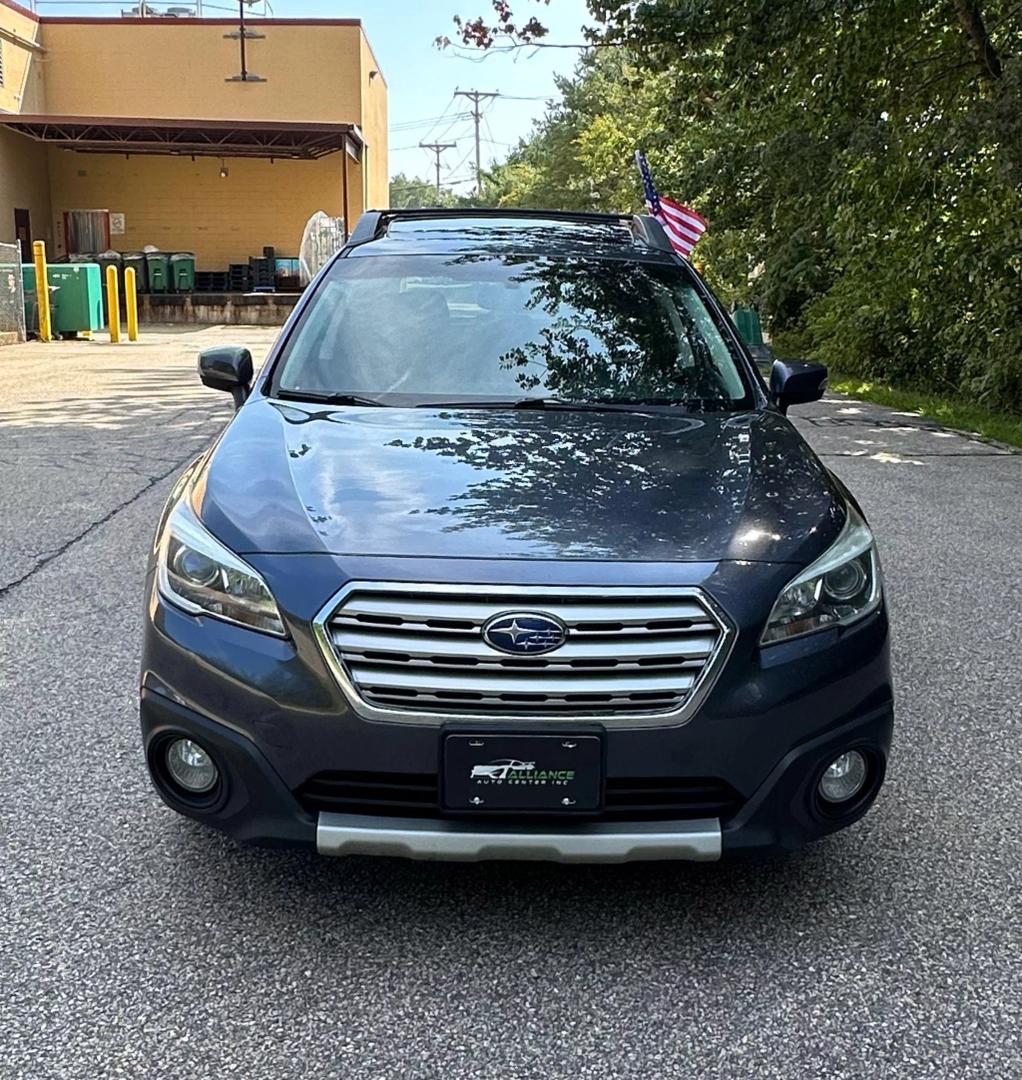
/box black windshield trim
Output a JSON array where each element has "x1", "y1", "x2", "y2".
[{"x1": 270, "y1": 393, "x2": 746, "y2": 415}]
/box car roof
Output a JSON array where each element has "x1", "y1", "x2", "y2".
[{"x1": 344, "y1": 209, "x2": 683, "y2": 265}]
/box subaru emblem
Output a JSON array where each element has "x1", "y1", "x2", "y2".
[{"x1": 482, "y1": 612, "x2": 568, "y2": 655}]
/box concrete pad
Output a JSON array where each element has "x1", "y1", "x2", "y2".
[{"x1": 0, "y1": 324, "x2": 279, "y2": 593}]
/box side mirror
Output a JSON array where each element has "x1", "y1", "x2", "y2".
[
  {"x1": 769, "y1": 360, "x2": 828, "y2": 412},
  {"x1": 198, "y1": 346, "x2": 253, "y2": 410}
]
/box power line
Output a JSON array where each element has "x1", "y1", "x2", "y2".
[
  {"x1": 416, "y1": 93, "x2": 473, "y2": 147},
  {"x1": 419, "y1": 141, "x2": 458, "y2": 196},
  {"x1": 389, "y1": 111, "x2": 471, "y2": 132},
  {"x1": 442, "y1": 144, "x2": 476, "y2": 185},
  {"x1": 482, "y1": 111, "x2": 513, "y2": 155},
  {"x1": 453, "y1": 89, "x2": 500, "y2": 194},
  {"x1": 431, "y1": 110, "x2": 473, "y2": 147}
]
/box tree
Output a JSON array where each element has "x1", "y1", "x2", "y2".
[
  {"x1": 445, "y1": 1, "x2": 1022, "y2": 409},
  {"x1": 389, "y1": 173, "x2": 460, "y2": 209}
]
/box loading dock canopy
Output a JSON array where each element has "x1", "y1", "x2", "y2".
[{"x1": 0, "y1": 114, "x2": 363, "y2": 160}]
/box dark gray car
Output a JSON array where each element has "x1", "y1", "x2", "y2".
[{"x1": 140, "y1": 209, "x2": 892, "y2": 862}]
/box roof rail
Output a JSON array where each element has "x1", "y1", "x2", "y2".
[
  {"x1": 345, "y1": 210, "x2": 385, "y2": 247},
  {"x1": 344, "y1": 207, "x2": 680, "y2": 257}
]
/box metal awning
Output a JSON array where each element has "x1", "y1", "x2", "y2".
[{"x1": 0, "y1": 114, "x2": 363, "y2": 160}]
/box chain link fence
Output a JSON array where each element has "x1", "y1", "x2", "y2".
[{"x1": 0, "y1": 242, "x2": 27, "y2": 343}]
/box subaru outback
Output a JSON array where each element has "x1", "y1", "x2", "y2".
[{"x1": 140, "y1": 209, "x2": 892, "y2": 862}]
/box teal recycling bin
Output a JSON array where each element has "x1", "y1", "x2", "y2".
[{"x1": 22, "y1": 262, "x2": 103, "y2": 337}]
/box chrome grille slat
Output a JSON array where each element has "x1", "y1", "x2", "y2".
[
  {"x1": 332, "y1": 628, "x2": 717, "y2": 662},
  {"x1": 318, "y1": 583, "x2": 733, "y2": 723},
  {"x1": 343, "y1": 652, "x2": 700, "y2": 669},
  {"x1": 331, "y1": 618, "x2": 718, "y2": 638},
  {"x1": 365, "y1": 701, "x2": 678, "y2": 716},
  {"x1": 364, "y1": 691, "x2": 682, "y2": 710},
  {"x1": 348, "y1": 664, "x2": 699, "y2": 695},
  {"x1": 338, "y1": 597, "x2": 710, "y2": 626}
]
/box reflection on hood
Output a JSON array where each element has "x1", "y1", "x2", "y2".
[{"x1": 197, "y1": 400, "x2": 843, "y2": 564}]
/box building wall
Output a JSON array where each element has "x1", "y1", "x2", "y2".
[
  {"x1": 0, "y1": 126, "x2": 52, "y2": 248},
  {"x1": 47, "y1": 150, "x2": 350, "y2": 265},
  {"x1": 37, "y1": 18, "x2": 387, "y2": 207},
  {"x1": 0, "y1": 4, "x2": 387, "y2": 263},
  {"x1": 359, "y1": 30, "x2": 388, "y2": 210},
  {"x1": 39, "y1": 21, "x2": 360, "y2": 121},
  {"x1": 0, "y1": 1, "x2": 45, "y2": 113},
  {"x1": 0, "y1": 3, "x2": 50, "y2": 249}
]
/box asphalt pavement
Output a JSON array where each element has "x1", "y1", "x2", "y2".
[{"x1": 1, "y1": 327, "x2": 1019, "y2": 1079}]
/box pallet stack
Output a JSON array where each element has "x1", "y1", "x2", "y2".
[{"x1": 249, "y1": 246, "x2": 276, "y2": 291}]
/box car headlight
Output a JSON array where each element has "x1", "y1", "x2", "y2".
[
  {"x1": 761, "y1": 504, "x2": 882, "y2": 645},
  {"x1": 156, "y1": 497, "x2": 287, "y2": 637}
]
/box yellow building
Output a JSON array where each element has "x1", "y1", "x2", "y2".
[{"x1": 0, "y1": 0, "x2": 387, "y2": 271}]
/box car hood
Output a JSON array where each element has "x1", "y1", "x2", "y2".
[{"x1": 195, "y1": 398, "x2": 843, "y2": 564}]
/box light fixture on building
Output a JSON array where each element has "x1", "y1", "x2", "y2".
[{"x1": 219, "y1": 160, "x2": 229, "y2": 179}]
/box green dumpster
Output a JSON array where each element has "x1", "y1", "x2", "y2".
[
  {"x1": 732, "y1": 306, "x2": 764, "y2": 348},
  {"x1": 22, "y1": 262, "x2": 103, "y2": 337},
  {"x1": 21, "y1": 264, "x2": 50, "y2": 335},
  {"x1": 122, "y1": 251, "x2": 149, "y2": 293},
  {"x1": 170, "y1": 252, "x2": 196, "y2": 293},
  {"x1": 50, "y1": 263, "x2": 104, "y2": 335},
  {"x1": 96, "y1": 251, "x2": 123, "y2": 317},
  {"x1": 145, "y1": 251, "x2": 170, "y2": 293}
]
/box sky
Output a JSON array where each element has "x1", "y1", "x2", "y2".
[
  {"x1": 35, "y1": 0, "x2": 594, "y2": 189},
  {"x1": 291, "y1": 0, "x2": 594, "y2": 187}
]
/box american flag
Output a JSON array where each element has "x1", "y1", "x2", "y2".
[{"x1": 635, "y1": 150, "x2": 708, "y2": 258}]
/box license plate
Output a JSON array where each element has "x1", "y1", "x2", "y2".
[{"x1": 442, "y1": 732, "x2": 603, "y2": 812}]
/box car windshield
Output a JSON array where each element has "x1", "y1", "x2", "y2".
[{"x1": 273, "y1": 253, "x2": 753, "y2": 408}]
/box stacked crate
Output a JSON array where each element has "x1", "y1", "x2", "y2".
[
  {"x1": 249, "y1": 261, "x2": 274, "y2": 290},
  {"x1": 195, "y1": 271, "x2": 230, "y2": 292},
  {"x1": 228, "y1": 263, "x2": 252, "y2": 292}
]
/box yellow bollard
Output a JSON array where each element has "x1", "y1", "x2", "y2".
[
  {"x1": 106, "y1": 264, "x2": 121, "y2": 343},
  {"x1": 32, "y1": 240, "x2": 52, "y2": 343},
  {"x1": 124, "y1": 266, "x2": 139, "y2": 342}
]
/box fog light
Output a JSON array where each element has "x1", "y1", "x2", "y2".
[
  {"x1": 165, "y1": 738, "x2": 219, "y2": 794},
  {"x1": 819, "y1": 750, "x2": 868, "y2": 803}
]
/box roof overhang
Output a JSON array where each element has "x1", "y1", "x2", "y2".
[{"x1": 0, "y1": 114, "x2": 364, "y2": 160}]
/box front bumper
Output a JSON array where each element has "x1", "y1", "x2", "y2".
[
  {"x1": 316, "y1": 814, "x2": 722, "y2": 862},
  {"x1": 140, "y1": 686, "x2": 892, "y2": 862},
  {"x1": 141, "y1": 553, "x2": 893, "y2": 861}
]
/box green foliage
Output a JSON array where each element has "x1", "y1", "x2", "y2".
[
  {"x1": 477, "y1": 1, "x2": 1022, "y2": 410},
  {"x1": 389, "y1": 173, "x2": 460, "y2": 209},
  {"x1": 828, "y1": 374, "x2": 1022, "y2": 448}
]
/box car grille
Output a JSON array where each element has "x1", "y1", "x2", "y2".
[
  {"x1": 295, "y1": 770, "x2": 743, "y2": 823},
  {"x1": 320, "y1": 584, "x2": 731, "y2": 721}
]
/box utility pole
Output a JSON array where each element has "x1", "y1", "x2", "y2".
[
  {"x1": 419, "y1": 141, "x2": 457, "y2": 198},
  {"x1": 454, "y1": 89, "x2": 499, "y2": 194}
]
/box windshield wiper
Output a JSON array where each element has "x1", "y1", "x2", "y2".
[{"x1": 275, "y1": 390, "x2": 385, "y2": 407}]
